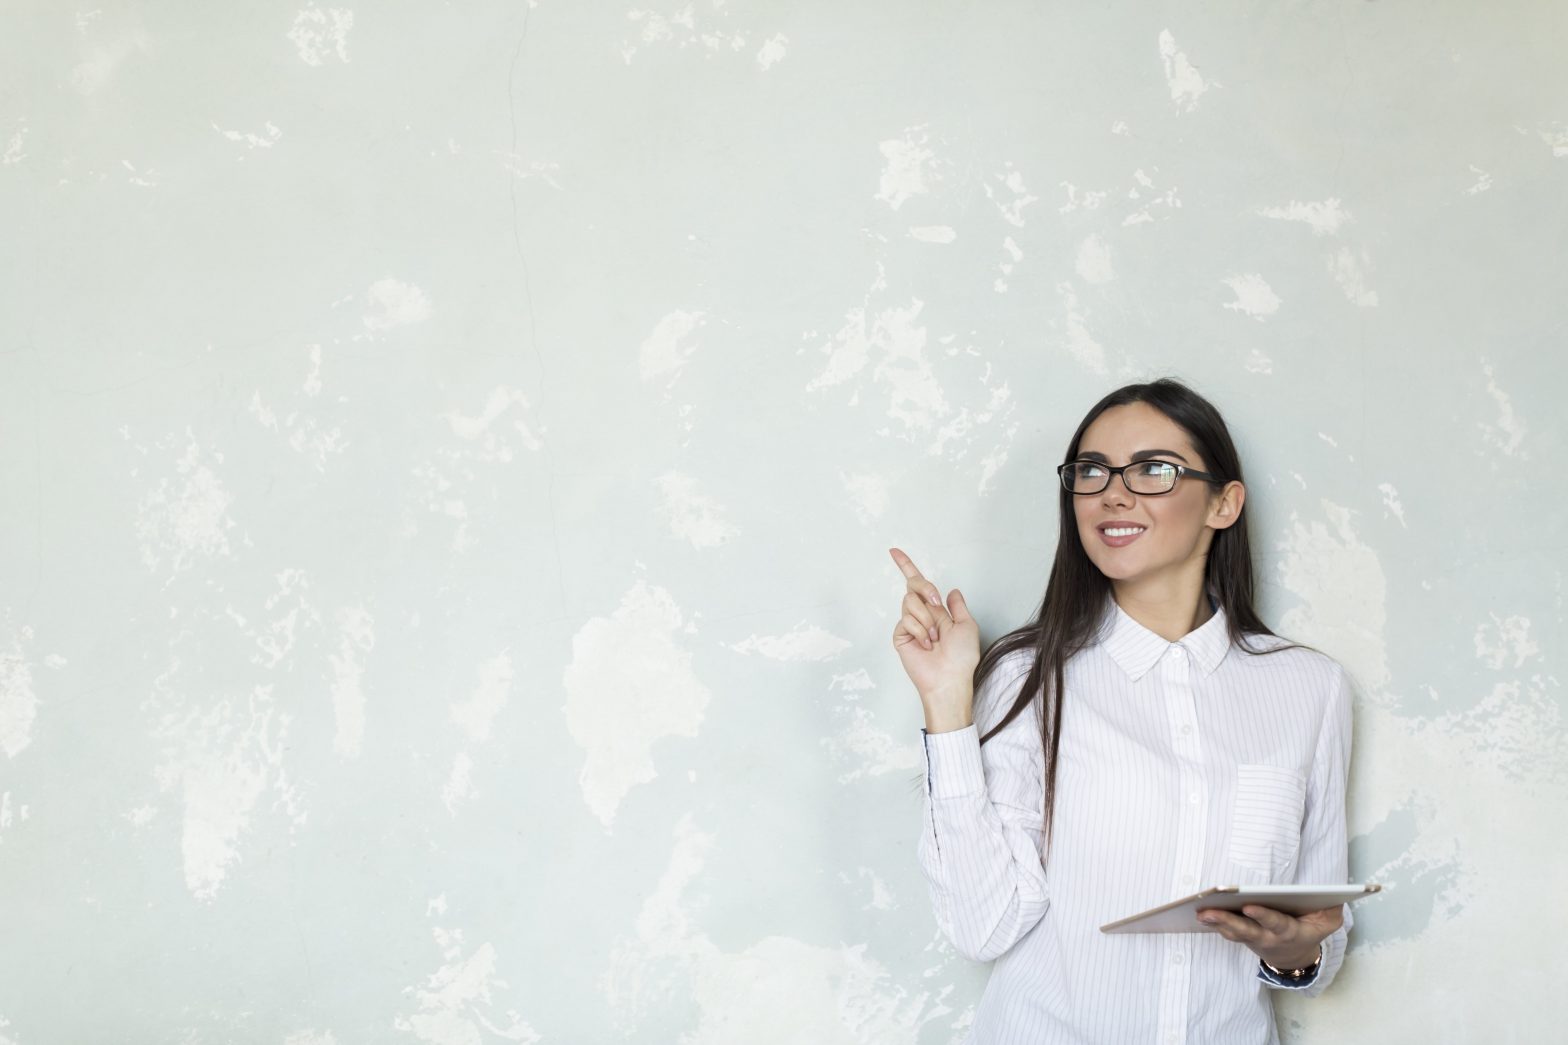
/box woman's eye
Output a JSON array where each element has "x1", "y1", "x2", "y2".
[{"x1": 1137, "y1": 462, "x2": 1176, "y2": 478}]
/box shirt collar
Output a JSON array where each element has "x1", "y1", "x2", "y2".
[{"x1": 1094, "y1": 589, "x2": 1231, "y2": 681}]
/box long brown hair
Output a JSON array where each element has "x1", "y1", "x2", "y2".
[{"x1": 963, "y1": 378, "x2": 1313, "y2": 848}]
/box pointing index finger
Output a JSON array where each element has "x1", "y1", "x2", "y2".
[{"x1": 888, "y1": 547, "x2": 925, "y2": 582}]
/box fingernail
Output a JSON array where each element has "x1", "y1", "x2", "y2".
[
  {"x1": 928, "y1": 627, "x2": 938, "y2": 642},
  {"x1": 929, "y1": 594, "x2": 941, "y2": 606}
]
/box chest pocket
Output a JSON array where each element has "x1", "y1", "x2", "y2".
[{"x1": 1227, "y1": 763, "x2": 1306, "y2": 880}]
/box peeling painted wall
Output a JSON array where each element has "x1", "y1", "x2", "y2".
[{"x1": 2, "y1": 1, "x2": 1565, "y2": 1042}]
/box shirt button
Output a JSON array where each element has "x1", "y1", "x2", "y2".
[
  {"x1": 1180, "y1": 724, "x2": 1192, "y2": 736},
  {"x1": 1172, "y1": 952, "x2": 1184, "y2": 964},
  {"x1": 1189, "y1": 792, "x2": 1201, "y2": 804}
]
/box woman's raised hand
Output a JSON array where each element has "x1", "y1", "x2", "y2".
[{"x1": 888, "y1": 548, "x2": 980, "y2": 729}]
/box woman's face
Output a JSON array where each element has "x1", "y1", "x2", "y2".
[{"x1": 1070, "y1": 402, "x2": 1242, "y2": 589}]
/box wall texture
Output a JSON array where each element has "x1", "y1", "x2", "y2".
[{"x1": 2, "y1": 1, "x2": 1565, "y2": 1042}]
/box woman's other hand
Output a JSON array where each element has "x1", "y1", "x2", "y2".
[{"x1": 888, "y1": 547, "x2": 981, "y2": 731}]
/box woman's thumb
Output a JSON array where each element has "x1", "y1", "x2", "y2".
[{"x1": 947, "y1": 588, "x2": 970, "y2": 622}]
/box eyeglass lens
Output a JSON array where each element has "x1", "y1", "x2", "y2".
[{"x1": 1063, "y1": 461, "x2": 1178, "y2": 494}]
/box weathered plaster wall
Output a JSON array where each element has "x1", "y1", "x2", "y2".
[{"x1": 1, "y1": 1, "x2": 1564, "y2": 1042}]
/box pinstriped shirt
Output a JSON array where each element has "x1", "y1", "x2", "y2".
[{"x1": 917, "y1": 593, "x2": 1354, "y2": 1045}]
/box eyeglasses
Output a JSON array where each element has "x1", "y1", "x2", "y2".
[{"x1": 1057, "y1": 459, "x2": 1225, "y2": 496}]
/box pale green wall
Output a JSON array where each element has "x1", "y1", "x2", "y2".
[{"x1": 2, "y1": 1, "x2": 1565, "y2": 1042}]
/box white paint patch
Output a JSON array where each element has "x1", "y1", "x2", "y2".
[
  {"x1": 908, "y1": 225, "x2": 956, "y2": 244},
  {"x1": 1055, "y1": 283, "x2": 1108, "y2": 375},
  {"x1": 563, "y1": 580, "x2": 709, "y2": 827},
  {"x1": 875, "y1": 126, "x2": 936, "y2": 211},
  {"x1": 123, "y1": 804, "x2": 155, "y2": 827},
  {"x1": 442, "y1": 752, "x2": 475, "y2": 813},
  {"x1": 1075, "y1": 234, "x2": 1115, "y2": 283},
  {"x1": 1326, "y1": 247, "x2": 1378, "y2": 306},
  {"x1": 604, "y1": 814, "x2": 945, "y2": 1040},
  {"x1": 821, "y1": 702, "x2": 920, "y2": 783},
  {"x1": 851, "y1": 866, "x2": 896, "y2": 910},
  {"x1": 1465, "y1": 165, "x2": 1493, "y2": 195},
  {"x1": 807, "y1": 298, "x2": 950, "y2": 433},
  {"x1": 394, "y1": 927, "x2": 541, "y2": 1043},
  {"x1": 0, "y1": 791, "x2": 31, "y2": 844},
  {"x1": 2, "y1": 122, "x2": 26, "y2": 166},
  {"x1": 755, "y1": 33, "x2": 787, "y2": 70},
  {"x1": 1523, "y1": 122, "x2": 1568, "y2": 158},
  {"x1": 1158, "y1": 30, "x2": 1211, "y2": 112},
  {"x1": 1256, "y1": 198, "x2": 1352, "y2": 235},
  {"x1": 729, "y1": 623, "x2": 851, "y2": 661},
  {"x1": 363, "y1": 279, "x2": 432, "y2": 332},
  {"x1": 638, "y1": 309, "x2": 705, "y2": 383},
  {"x1": 1474, "y1": 614, "x2": 1539, "y2": 670},
  {"x1": 621, "y1": 5, "x2": 753, "y2": 64},
  {"x1": 1433, "y1": 676, "x2": 1567, "y2": 784},
  {"x1": 134, "y1": 430, "x2": 237, "y2": 575},
  {"x1": 1244, "y1": 348, "x2": 1273, "y2": 374},
  {"x1": 0, "y1": 627, "x2": 37, "y2": 759},
  {"x1": 452, "y1": 654, "x2": 512, "y2": 743},
  {"x1": 445, "y1": 386, "x2": 544, "y2": 457},
  {"x1": 283, "y1": 1032, "x2": 339, "y2": 1045},
  {"x1": 211, "y1": 121, "x2": 281, "y2": 151},
  {"x1": 304, "y1": 344, "x2": 324, "y2": 396},
  {"x1": 1221, "y1": 273, "x2": 1281, "y2": 320},
  {"x1": 289, "y1": 6, "x2": 354, "y2": 66},
  {"x1": 1477, "y1": 357, "x2": 1528, "y2": 458},
  {"x1": 496, "y1": 152, "x2": 562, "y2": 189},
  {"x1": 1377, "y1": 482, "x2": 1406, "y2": 528},
  {"x1": 995, "y1": 236, "x2": 1023, "y2": 292},
  {"x1": 655, "y1": 472, "x2": 739, "y2": 548},
  {"x1": 121, "y1": 159, "x2": 158, "y2": 188},
  {"x1": 840, "y1": 472, "x2": 890, "y2": 525},
  {"x1": 248, "y1": 390, "x2": 349, "y2": 472},
  {"x1": 829, "y1": 668, "x2": 876, "y2": 695},
  {"x1": 150, "y1": 674, "x2": 303, "y2": 901},
  {"x1": 931, "y1": 380, "x2": 1012, "y2": 461},
  {"x1": 1275, "y1": 499, "x2": 1390, "y2": 696},
  {"x1": 984, "y1": 164, "x2": 1038, "y2": 227},
  {"x1": 1121, "y1": 168, "x2": 1181, "y2": 226},
  {"x1": 1110, "y1": 120, "x2": 1130, "y2": 136},
  {"x1": 1058, "y1": 182, "x2": 1108, "y2": 213}
]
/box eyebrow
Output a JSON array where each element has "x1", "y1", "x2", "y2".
[{"x1": 1075, "y1": 448, "x2": 1190, "y2": 464}]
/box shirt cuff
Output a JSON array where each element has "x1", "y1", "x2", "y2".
[
  {"x1": 920, "y1": 723, "x2": 985, "y2": 799},
  {"x1": 1256, "y1": 941, "x2": 1324, "y2": 990}
]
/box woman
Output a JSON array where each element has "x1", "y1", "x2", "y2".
[{"x1": 889, "y1": 377, "x2": 1354, "y2": 1044}]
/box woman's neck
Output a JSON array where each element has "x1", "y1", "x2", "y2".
[{"x1": 1110, "y1": 579, "x2": 1213, "y2": 643}]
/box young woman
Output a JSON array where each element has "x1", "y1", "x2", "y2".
[{"x1": 889, "y1": 378, "x2": 1354, "y2": 1044}]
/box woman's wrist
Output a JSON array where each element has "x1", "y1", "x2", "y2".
[{"x1": 1261, "y1": 941, "x2": 1323, "y2": 977}]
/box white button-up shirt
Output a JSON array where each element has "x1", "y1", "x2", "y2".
[{"x1": 917, "y1": 593, "x2": 1353, "y2": 1044}]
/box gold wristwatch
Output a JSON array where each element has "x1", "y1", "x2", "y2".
[{"x1": 1262, "y1": 943, "x2": 1323, "y2": 980}]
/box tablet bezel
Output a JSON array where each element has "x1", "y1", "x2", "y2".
[{"x1": 1099, "y1": 883, "x2": 1382, "y2": 934}]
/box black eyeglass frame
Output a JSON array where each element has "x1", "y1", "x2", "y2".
[{"x1": 1056, "y1": 459, "x2": 1227, "y2": 496}]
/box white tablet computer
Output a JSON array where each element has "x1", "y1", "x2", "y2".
[{"x1": 1101, "y1": 884, "x2": 1382, "y2": 934}]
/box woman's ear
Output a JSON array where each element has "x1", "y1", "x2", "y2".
[{"x1": 1208, "y1": 480, "x2": 1245, "y2": 530}]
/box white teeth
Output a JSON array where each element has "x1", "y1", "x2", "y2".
[{"x1": 1104, "y1": 526, "x2": 1145, "y2": 537}]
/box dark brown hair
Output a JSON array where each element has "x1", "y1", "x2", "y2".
[{"x1": 957, "y1": 377, "x2": 1313, "y2": 849}]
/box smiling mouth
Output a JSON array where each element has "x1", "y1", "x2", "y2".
[{"x1": 1096, "y1": 524, "x2": 1147, "y2": 546}]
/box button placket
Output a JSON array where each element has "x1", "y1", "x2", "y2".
[{"x1": 1157, "y1": 644, "x2": 1202, "y2": 1042}]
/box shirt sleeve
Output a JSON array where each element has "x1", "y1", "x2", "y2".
[
  {"x1": 916, "y1": 657, "x2": 1050, "y2": 963},
  {"x1": 1257, "y1": 659, "x2": 1354, "y2": 996}
]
